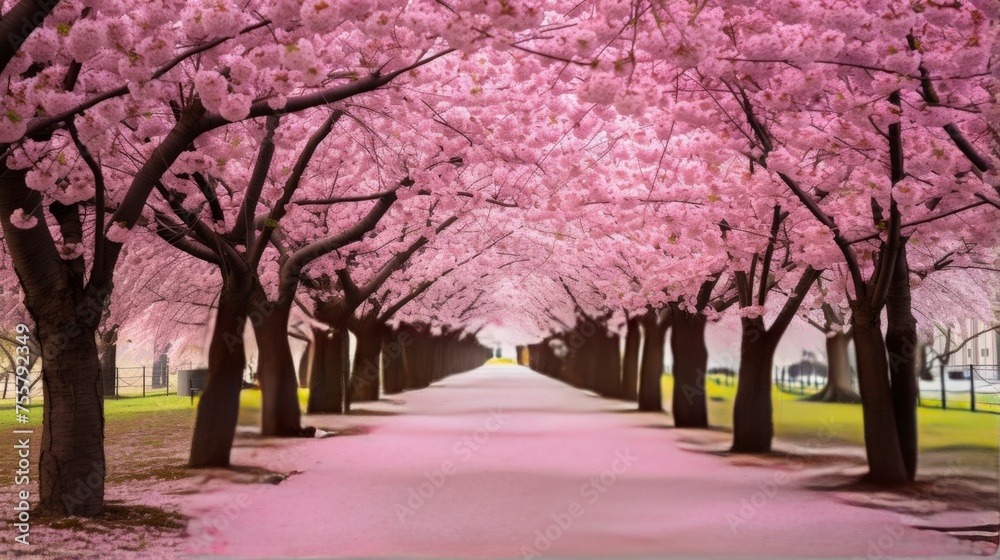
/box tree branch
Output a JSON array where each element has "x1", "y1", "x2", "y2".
[
  {"x1": 248, "y1": 110, "x2": 342, "y2": 267},
  {"x1": 233, "y1": 115, "x2": 279, "y2": 246}
]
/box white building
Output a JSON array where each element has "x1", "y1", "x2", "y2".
[
  {"x1": 929, "y1": 319, "x2": 999, "y2": 390},
  {"x1": 933, "y1": 318, "x2": 999, "y2": 368}
]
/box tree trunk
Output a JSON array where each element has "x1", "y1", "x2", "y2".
[
  {"x1": 671, "y1": 310, "x2": 709, "y2": 428},
  {"x1": 886, "y1": 243, "x2": 918, "y2": 482},
  {"x1": 1, "y1": 168, "x2": 108, "y2": 516},
  {"x1": 350, "y1": 320, "x2": 383, "y2": 404},
  {"x1": 398, "y1": 327, "x2": 417, "y2": 390},
  {"x1": 307, "y1": 325, "x2": 349, "y2": 414},
  {"x1": 851, "y1": 299, "x2": 909, "y2": 486},
  {"x1": 431, "y1": 335, "x2": 446, "y2": 382},
  {"x1": 562, "y1": 331, "x2": 581, "y2": 387},
  {"x1": 529, "y1": 342, "x2": 545, "y2": 376},
  {"x1": 407, "y1": 327, "x2": 433, "y2": 389},
  {"x1": 381, "y1": 327, "x2": 405, "y2": 395},
  {"x1": 99, "y1": 333, "x2": 117, "y2": 398},
  {"x1": 731, "y1": 317, "x2": 776, "y2": 453},
  {"x1": 530, "y1": 339, "x2": 561, "y2": 380},
  {"x1": 36, "y1": 320, "x2": 106, "y2": 516},
  {"x1": 807, "y1": 332, "x2": 861, "y2": 403},
  {"x1": 253, "y1": 296, "x2": 308, "y2": 437},
  {"x1": 189, "y1": 276, "x2": 254, "y2": 468},
  {"x1": 621, "y1": 317, "x2": 641, "y2": 401},
  {"x1": 638, "y1": 311, "x2": 667, "y2": 412},
  {"x1": 595, "y1": 328, "x2": 623, "y2": 398},
  {"x1": 564, "y1": 321, "x2": 594, "y2": 390},
  {"x1": 916, "y1": 342, "x2": 932, "y2": 381}
]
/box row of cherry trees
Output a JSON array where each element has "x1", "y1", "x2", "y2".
[{"x1": 0, "y1": 0, "x2": 996, "y2": 518}]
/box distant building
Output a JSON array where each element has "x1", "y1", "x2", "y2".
[
  {"x1": 932, "y1": 319, "x2": 999, "y2": 366},
  {"x1": 931, "y1": 318, "x2": 999, "y2": 380},
  {"x1": 787, "y1": 350, "x2": 828, "y2": 379}
]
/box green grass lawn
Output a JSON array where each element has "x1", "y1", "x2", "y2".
[
  {"x1": 0, "y1": 388, "x2": 317, "y2": 432},
  {"x1": 0, "y1": 394, "x2": 196, "y2": 432},
  {"x1": 663, "y1": 374, "x2": 1000, "y2": 452}
]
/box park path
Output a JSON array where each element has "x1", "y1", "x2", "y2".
[{"x1": 184, "y1": 364, "x2": 975, "y2": 558}]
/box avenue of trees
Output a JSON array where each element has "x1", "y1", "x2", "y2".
[{"x1": 0, "y1": 0, "x2": 996, "y2": 518}]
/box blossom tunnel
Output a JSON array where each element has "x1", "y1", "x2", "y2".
[{"x1": 0, "y1": 0, "x2": 997, "y2": 557}]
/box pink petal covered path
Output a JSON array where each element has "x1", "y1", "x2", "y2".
[{"x1": 183, "y1": 364, "x2": 977, "y2": 558}]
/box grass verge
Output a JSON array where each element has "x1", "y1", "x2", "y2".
[{"x1": 661, "y1": 374, "x2": 1000, "y2": 452}]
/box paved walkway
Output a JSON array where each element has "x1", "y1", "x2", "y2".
[{"x1": 185, "y1": 364, "x2": 975, "y2": 558}]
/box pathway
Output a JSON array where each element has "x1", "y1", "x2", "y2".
[{"x1": 184, "y1": 364, "x2": 976, "y2": 558}]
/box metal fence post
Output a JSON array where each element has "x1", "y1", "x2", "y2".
[
  {"x1": 116, "y1": 367, "x2": 120, "y2": 400},
  {"x1": 970, "y1": 364, "x2": 976, "y2": 412},
  {"x1": 142, "y1": 366, "x2": 146, "y2": 398},
  {"x1": 940, "y1": 363, "x2": 946, "y2": 410}
]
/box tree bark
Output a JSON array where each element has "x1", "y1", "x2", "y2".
[
  {"x1": 621, "y1": 317, "x2": 641, "y2": 401},
  {"x1": 516, "y1": 345, "x2": 528, "y2": 366},
  {"x1": 98, "y1": 327, "x2": 118, "y2": 398},
  {"x1": 408, "y1": 326, "x2": 434, "y2": 389},
  {"x1": 562, "y1": 323, "x2": 589, "y2": 389},
  {"x1": 531, "y1": 342, "x2": 545, "y2": 375},
  {"x1": 529, "y1": 338, "x2": 564, "y2": 380},
  {"x1": 381, "y1": 326, "x2": 406, "y2": 395},
  {"x1": 430, "y1": 335, "x2": 446, "y2": 382},
  {"x1": 591, "y1": 326, "x2": 623, "y2": 398},
  {"x1": 399, "y1": 326, "x2": 418, "y2": 390},
  {"x1": 36, "y1": 320, "x2": 106, "y2": 516},
  {"x1": 731, "y1": 317, "x2": 776, "y2": 453},
  {"x1": 851, "y1": 299, "x2": 909, "y2": 486},
  {"x1": 253, "y1": 295, "x2": 309, "y2": 437},
  {"x1": 807, "y1": 332, "x2": 861, "y2": 403},
  {"x1": 1, "y1": 168, "x2": 107, "y2": 516},
  {"x1": 307, "y1": 324, "x2": 350, "y2": 414},
  {"x1": 349, "y1": 320, "x2": 383, "y2": 404},
  {"x1": 886, "y1": 243, "x2": 918, "y2": 482},
  {"x1": 671, "y1": 310, "x2": 709, "y2": 428},
  {"x1": 189, "y1": 273, "x2": 254, "y2": 468},
  {"x1": 638, "y1": 310, "x2": 668, "y2": 412}
]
